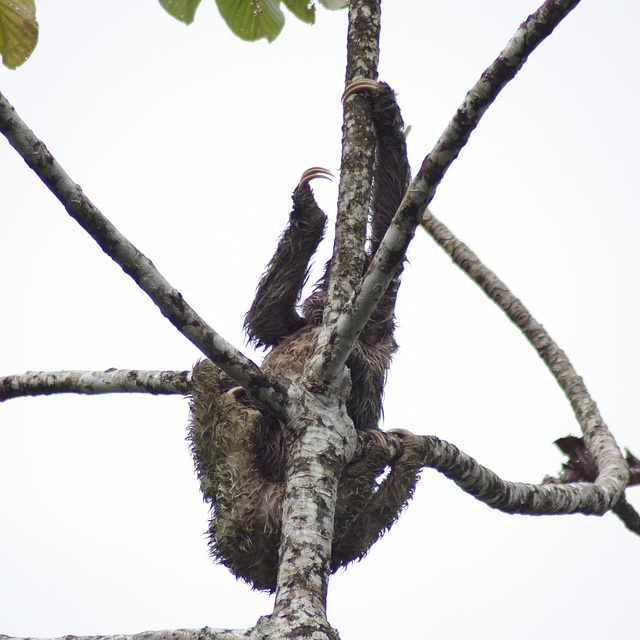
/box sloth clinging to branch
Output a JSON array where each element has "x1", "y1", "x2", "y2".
[{"x1": 189, "y1": 80, "x2": 423, "y2": 592}]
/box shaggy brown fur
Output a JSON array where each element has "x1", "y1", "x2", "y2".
[
  {"x1": 190, "y1": 362, "x2": 423, "y2": 591},
  {"x1": 189, "y1": 82, "x2": 422, "y2": 591},
  {"x1": 246, "y1": 82, "x2": 410, "y2": 447}
]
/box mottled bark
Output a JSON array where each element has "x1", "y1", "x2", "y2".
[
  {"x1": 417, "y1": 434, "x2": 625, "y2": 516},
  {"x1": 316, "y1": 0, "x2": 585, "y2": 389},
  {"x1": 307, "y1": 0, "x2": 381, "y2": 392},
  {"x1": 3, "y1": 1, "x2": 636, "y2": 640},
  {"x1": 0, "y1": 91, "x2": 286, "y2": 416},
  {"x1": 0, "y1": 369, "x2": 191, "y2": 400},
  {"x1": 0, "y1": 629, "x2": 251, "y2": 640},
  {"x1": 420, "y1": 210, "x2": 628, "y2": 510}
]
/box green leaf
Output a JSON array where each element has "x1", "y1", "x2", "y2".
[
  {"x1": 283, "y1": 0, "x2": 315, "y2": 25},
  {"x1": 158, "y1": 0, "x2": 203, "y2": 25},
  {"x1": 215, "y1": 0, "x2": 285, "y2": 43},
  {"x1": 318, "y1": 0, "x2": 347, "y2": 9},
  {"x1": 0, "y1": 0, "x2": 38, "y2": 69}
]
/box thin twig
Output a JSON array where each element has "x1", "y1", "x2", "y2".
[
  {"x1": 541, "y1": 437, "x2": 640, "y2": 531},
  {"x1": 612, "y1": 496, "x2": 640, "y2": 535}
]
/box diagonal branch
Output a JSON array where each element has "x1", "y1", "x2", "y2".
[
  {"x1": 311, "y1": 0, "x2": 583, "y2": 390},
  {"x1": 420, "y1": 209, "x2": 628, "y2": 510},
  {"x1": 0, "y1": 91, "x2": 287, "y2": 415},
  {"x1": 0, "y1": 369, "x2": 192, "y2": 400}
]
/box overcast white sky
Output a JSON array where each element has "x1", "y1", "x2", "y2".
[{"x1": 1, "y1": 1, "x2": 639, "y2": 638}]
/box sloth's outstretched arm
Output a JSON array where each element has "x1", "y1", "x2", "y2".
[
  {"x1": 339, "y1": 81, "x2": 411, "y2": 428},
  {"x1": 368, "y1": 82, "x2": 411, "y2": 259},
  {"x1": 244, "y1": 168, "x2": 331, "y2": 347},
  {"x1": 368, "y1": 82, "x2": 411, "y2": 345},
  {"x1": 343, "y1": 80, "x2": 410, "y2": 259}
]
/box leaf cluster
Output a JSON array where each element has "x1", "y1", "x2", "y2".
[
  {"x1": 0, "y1": 0, "x2": 346, "y2": 70},
  {"x1": 159, "y1": 0, "x2": 347, "y2": 42}
]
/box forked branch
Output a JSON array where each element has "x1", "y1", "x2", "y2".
[
  {"x1": 310, "y1": 0, "x2": 584, "y2": 387},
  {"x1": 0, "y1": 92, "x2": 287, "y2": 415},
  {"x1": 321, "y1": 0, "x2": 628, "y2": 517}
]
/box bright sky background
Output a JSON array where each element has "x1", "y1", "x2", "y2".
[{"x1": 1, "y1": 1, "x2": 639, "y2": 638}]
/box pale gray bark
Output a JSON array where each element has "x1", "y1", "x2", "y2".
[
  {"x1": 0, "y1": 92, "x2": 286, "y2": 416},
  {"x1": 308, "y1": 0, "x2": 585, "y2": 390},
  {"x1": 418, "y1": 434, "x2": 624, "y2": 515},
  {"x1": 0, "y1": 629, "x2": 250, "y2": 640},
  {"x1": 420, "y1": 210, "x2": 629, "y2": 508},
  {"x1": 263, "y1": 3, "x2": 383, "y2": 637},
  {"x1": 308, "y1": 0, "x2": 381, "y2": 393},
  {"x1": 0, "y1": 369, "x2": 191, "y2": 400},
  {"x1": 267, "y1": 381, "x2": 354, "y2": 640},
  {"x1": 2, "y1": 0, "x2": 634, "y2": 639}
]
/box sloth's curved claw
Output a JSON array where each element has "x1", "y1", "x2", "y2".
[
  {"x1": 341, "y1": 78, "x2": 381, "y2": 103},
  {"x1": 366, "y1": 428, "x2": 388, "y2": 447},
  {"x1": 298, "y1": 167, "x2": 333, "y2": 187},
  {"x1": 227, "y1": 386, "x2": 246, "y2": 399},
  {"x1": 385, "y1": 428, "x2": 417, "y2": 440}
]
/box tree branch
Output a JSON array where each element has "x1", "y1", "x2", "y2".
[
  {"x1": 268, "y1": 385, "x2": 353, "y2": 640},
  {"x1": 0, "y1": 628, "x2": 251, "y2": 640},
  {"x1": 415, "y1": 434, "x2": 628, "y2": 517},
  {"x1": 313, "y1": 0, "x2": 584, "y2": 391},
  {"x1": 330, "y1": 0, "x2": 381, "y2": 302},
  {"x1": 612, "y1": 496, "x2": 640, "y2": 535},
  {"x1": 266, "y1": 2, "x2": 381, "y2": 636},
  {"x1": 540, "y1": 436, "x2": 640, "y2": 532},
  {"x1": 306, "y1": 0, "x2": 380, "y2": 391},
  {"x1": 420, "y1": 209, "x2": 629, "y2": 509},
  {"x1": 0, "y1": 369, "x2": 192, "y2": 401},
  {"x1": 0, "y1": 91, "x2": 286, "y2": 415}
]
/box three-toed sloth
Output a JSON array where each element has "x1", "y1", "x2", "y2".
[{"x1": 189, "y1": 81, "x2": 423, "y2": 592}]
